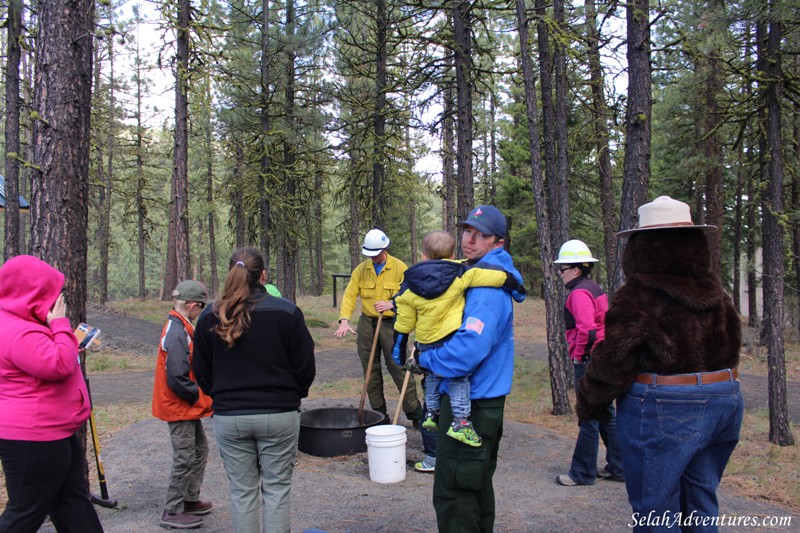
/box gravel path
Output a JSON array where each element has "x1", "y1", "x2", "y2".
[{"x1": 51, "y1": 309, "x2": 798, "y2": 532}]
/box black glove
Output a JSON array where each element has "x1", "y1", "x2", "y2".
[{"x1": 503, "y1": 273, "x2": 526, "y2": 295}]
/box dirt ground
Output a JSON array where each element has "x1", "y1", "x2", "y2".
[{"x1": 36, "y1": 308, "x2": 796, "y2": 532}]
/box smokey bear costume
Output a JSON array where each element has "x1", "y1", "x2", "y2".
[{"x1": 577, "y1": 196, "x2": 743, "y2": 532}]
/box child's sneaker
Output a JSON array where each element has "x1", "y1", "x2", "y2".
[
  {"x1": 446, "y1": 418, "x2": 482, "y2": 447},
  {"x1": 422, "y1": 409, "x2": 439, "y2": 432}
]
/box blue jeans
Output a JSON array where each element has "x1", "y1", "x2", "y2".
[
  {"x1": 420, "y1": 376, "x2": 437, "y2": 462},
  {"x1": 617, "y1": 376, "x2": 743, "y2": 532},
  {"x1": 569, "y1": 362, "x2": 624, "y2": 484},
  {"x1": 426, "y1": 374, "x2": 470, "y2": 419},
  {"x1": 213, "y1": 411, "x2": 300, "y2": 533}
]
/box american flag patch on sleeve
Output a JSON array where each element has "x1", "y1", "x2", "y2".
[{"x1": 465, "y1": 316, "x2": 485, "y2": 334}]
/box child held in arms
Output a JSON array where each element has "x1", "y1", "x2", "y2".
[{"x1": 392, "y1": 230, "x2": 525, "y2": 446}]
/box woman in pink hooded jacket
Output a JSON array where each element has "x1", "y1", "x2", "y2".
[{"x1": 0, "y1": 255, "x2": 103, "y2": 533}]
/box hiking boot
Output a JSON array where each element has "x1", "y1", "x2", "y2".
[
  {"x1": 160, "y1": 510, "x2": 203, "y2": 529},
  {"x1": 597, "y1": 467, "x2": 624, "y2": 482},
  {"x1": 446, "y1": 418, "x2": 482, "y2": 447},
  {"x1": 414, "y1": 458, "x2": 436, "y2": 473},
  {"x1": 184, "y1": 500, "x2": 213, "y2": 516},
  {"x1": 421, "y1": 409, "x2": 439, "y2": 432}
]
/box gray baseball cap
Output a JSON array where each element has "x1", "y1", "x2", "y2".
[{"x1": 172, "y1": 280, "x2": 208, "y2": 303}]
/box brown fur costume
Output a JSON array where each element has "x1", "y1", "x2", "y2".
[{"x1": 576, "y1": 228, "x2": 741, "y2": 422}]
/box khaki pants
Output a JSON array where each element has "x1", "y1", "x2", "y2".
[
  {"x1": 165, "y1": 419, "x2": 209, "y2": 513},
  {"x1": 213, "y1": 411, "x2": 299, "y2": 533},
  {"x1": 357, "y1": 314, "x2": 422, "y2": 420}
]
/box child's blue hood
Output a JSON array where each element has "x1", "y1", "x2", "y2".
[{"x1": 402, "y1": 260, "x2": 465, "y2": 299}]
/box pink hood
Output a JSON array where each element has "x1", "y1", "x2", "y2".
[
  {"x1": 0, "y1": 255, "x2": 89, "y2": 441},
  {"x1": 0, "y1": 255, "x2": 64, "y2": 324}
]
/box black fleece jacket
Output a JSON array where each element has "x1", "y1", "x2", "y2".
[{"x1": 192, "y1": 287, "x2": 316, "y2": 415}]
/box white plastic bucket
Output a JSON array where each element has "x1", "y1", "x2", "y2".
[{"x1": 364, "y1": 425, "x2": 407, "y2": 483}]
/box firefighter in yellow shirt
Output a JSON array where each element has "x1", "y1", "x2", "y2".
[{"x1": 335, "y1": 229, "x2": 422, "y2": 424}]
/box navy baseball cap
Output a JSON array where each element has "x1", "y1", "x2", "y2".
[{"x1": 459, "y1": 205, "x2": 507, "y2": 238}]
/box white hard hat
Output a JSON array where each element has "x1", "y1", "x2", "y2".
[
  {"x1": 362, "y1": 229, "x2": 390, "y2": 257},
  {"x1": 554, "y1": 239, "x2": 599, "y2": 264}
]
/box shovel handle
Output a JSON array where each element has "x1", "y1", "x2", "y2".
[
  {"x1": 392, "y1": 369, "x2": 412, "y2": 425},
  {"x1": 358, "y1": 312, "x2": 384, "y2": 424}
]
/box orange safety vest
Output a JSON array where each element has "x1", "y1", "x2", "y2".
[{"x1": 152, "y1": 310, "x2": 213, "y2": 422}]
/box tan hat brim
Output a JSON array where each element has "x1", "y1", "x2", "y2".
[{"x1": 616, "y1": 224, "x2": 717, "y2": 239}]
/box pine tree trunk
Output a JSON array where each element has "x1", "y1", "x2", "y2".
[
  {"x1": 452, "y1": 1, "x2": 473, "y2": 220},
  {"x1": 793, "y1": 54, "x2": 800, "y2": 340},
  {"x1": 20, "y1": 40, "x2": 34, "y2": 254},
  {"x1": 205, "y1": 93, "x2": 218, "y2": 295},
  {"x1": 92, "y1": 39, "x2": 106, "y2": 301},
  {"x1": 372, "y1": 0, "x2": 387, "y2": 228},
  {"x1": 4, "y1": 0, "x2": 22, "y2": 260},
  {"x1": 442, "y1": 56, "x2": 456, "y2": 236},
  {"x1": 99, "y1": 27, "x2": 115, "y2": 304},
  {"x1": 349, "y1": 195, "x2": 359, "y2": 270},
  {"x1": 585, "y1": 0, "x2": 616, "y2": 289},
  {"x1": 136, "y1": 83, "x2": 149, "y2": 299},
  {"x1": 173, "y1": 0, "x2": 192, "y2": 283},
  {"x1": 277, "y1": 0, "x2": 298, "y2": 302},
  {"x1": 31, "y1": 0, "x2": 95, "y2": 327},
  {"x1": 313, "y1": 168, "x2": 324, "y2": 296},
  {"x1": 259, "y1": 0, "x2": 272, "y2": 271},
  {"x1": 535, "y1": 0, "x2": 557, "y2": 253},
  {"x1": 612, "y1": 0, "x2": 651, "y2": 295},
  {"x1": 702, "y1": 0, "x2": 724, "y2": 272},
  {"x1": 233, "y1": 139, "x2": 246, "y2": 250},
  {"x1": 761, "y1": 10, "x2": 793, "y2": 446},
  {"x1": 515, "y1": 0, "x2": 571, "y2": 415},
  {"x1": 553, "y1": 0, "x2": 570, "y2": 246}
]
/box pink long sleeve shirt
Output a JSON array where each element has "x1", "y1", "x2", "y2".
[{"x1": 564, "y1": 276, "x2": 608, "y2": 363}]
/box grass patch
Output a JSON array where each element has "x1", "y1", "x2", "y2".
[
  {"x1": 86, "y1": 353, "x2": 152, "y2": 373},
  {"x1": 724, "y1": 411, "x2": 800, "y2": 512},
  {"x1": 105, "y1": 299, "x2": 171, "y2": 324}
]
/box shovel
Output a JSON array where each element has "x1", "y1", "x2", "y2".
[
  {"x1": 358, "y1": 312, "x2": 383, "y2": 425},
  {"x1": 392, "y1": 369, "x2": 412, "y2": 425},
  {"x1": 86, "y1": 379, "x2": 118, "y2": 509}
]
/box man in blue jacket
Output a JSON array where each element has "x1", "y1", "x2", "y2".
[{"x1": 416, "y1": 205, "x2": 523, "y2": 533}]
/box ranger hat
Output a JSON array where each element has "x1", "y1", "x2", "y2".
[
  {"x1": 616, "y1": 196, "x2": 717, "y2": 239},
  {"x1": 172, "y1": 280, "x2": 208, "y2": 303}
]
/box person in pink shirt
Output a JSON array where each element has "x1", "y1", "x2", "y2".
[
  {"x1": 0, "y1": 255, "x2": 104, "y2": 533},
  {"x1": 553, "y1": 240, "x2": 624, "y2": 487}
]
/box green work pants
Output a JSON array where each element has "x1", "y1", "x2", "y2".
[
  {"x1": 356, "y1": 313, "x2": 421, "y2": 420},
  {"x1": 433, "y1": 394, "x2": 505, "y2": 533}
]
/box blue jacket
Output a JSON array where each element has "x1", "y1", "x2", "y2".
[{"x1": 417, "y1": 247, "x2": 522, "y2": 400}]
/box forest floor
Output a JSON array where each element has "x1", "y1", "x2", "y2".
[{"x1": 4, "y1": 298, "x2": 798, "y2": 532}]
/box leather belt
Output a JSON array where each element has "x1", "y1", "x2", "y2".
[{"x1": 635, "y1": 368, "x2": 738, "y2": 386}]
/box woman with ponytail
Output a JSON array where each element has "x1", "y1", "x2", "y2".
[{"x1": 192, "y1": 247, "x2": 315, "y2": 533}]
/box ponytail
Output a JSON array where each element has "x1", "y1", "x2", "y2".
[{"x1": 213, "y1": 247, "x2": 265, "y2": 347}]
